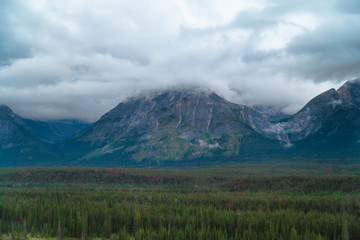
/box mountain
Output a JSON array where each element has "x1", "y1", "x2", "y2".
[
  {"x1": 62, "y1": 90, "x2": 284, "y2": 166},
  {"x1": 269, "y1": 79, "x2": 360, "y2": 157},
  {"x1": 337, "y1": 79, "x2": 360, "y2": 107},
  {"x1": 269, "y1": 88, "x2": 343, "y2": 143},
  {"x1": 0, "y1": 105, "x2": 89, "y2": 166},
  {"x1": 290, "y1": 79, "x2": 360, "y2": 157},
  {"x1": 22, "y1": 119, "x2": 90, "y2": 143},
  {"x1": 0, "y1": 105, "x2": 55, "y2": 166},
  {"x1": 2, "y1": 79, "x2": 360, "y2": 167},
  {"x1": 63, "y1": 80, "x2": 360, "y2": 166},
  {"x1": 286, "y1": 79, "x2": 360, "y2": 141}
]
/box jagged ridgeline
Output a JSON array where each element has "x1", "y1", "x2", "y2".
[{"x1": 2, "y1": 79, "x2": 360, "y2": 166}]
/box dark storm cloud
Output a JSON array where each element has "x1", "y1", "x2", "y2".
[{"x1": 0, "y1": 0, "x2": 358, "y2": 120}]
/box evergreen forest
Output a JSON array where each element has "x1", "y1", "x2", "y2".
[{"x1": 0, "y1": 162, "x2": 359, "y2": 239}]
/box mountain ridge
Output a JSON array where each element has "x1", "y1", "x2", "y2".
[
  {"x1": 62, "y1": 89, "x2": 283, "y2": 166},
  {"x1": 2, "y1": 79, "x2": 360, "y2": 167},
  {"x1": 0, "y1": 107, "x2": 89, "y2": 167}
]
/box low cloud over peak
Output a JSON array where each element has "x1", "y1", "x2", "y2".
[{"x1": 0, "y1": 0, "x2": 359, "y2": 121}]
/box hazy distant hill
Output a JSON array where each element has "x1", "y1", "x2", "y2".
[{"x1": 0, "y1": 105, "x2": 89, "y2": 166}]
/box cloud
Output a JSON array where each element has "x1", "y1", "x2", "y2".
[
  {"x1": 0, "y1": 0, "x2": 359, "y2": 121},
  {"x1": 0, "y1": 1, "x2": 32, "y2": 64},
  {"x1": 335, "y1": 0, "x2": 360, "y2": 14},
  {"x1": 286, "y1": 16, "x2": 360, "y2": 81}
]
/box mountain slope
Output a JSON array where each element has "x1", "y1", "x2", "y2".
[
  {"x1": 0, "y1": 105, "x2": 57, "y2": 166},
  {"x1": 271, "y1": 79, "x2": 360, "y2": 157},
  {"x1": 63, "y1": 90, "x2": 284, "y2": 166},
  {"x1": 282, "y1": 88, "x2": 343, "y2": 142},
  {"x1": 3, "y1": 79, "x2": 360, "y2": 167},
  {"x1": 23, "y1": 119, "x2": 90, "y2": 143},
  {"x1": 292, "y1": 79, "x2": 360, "y2": 157},
  {"x1": 0, "y1": 105, "x2": 90, "y2": 166}
]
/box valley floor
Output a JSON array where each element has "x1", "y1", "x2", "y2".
[{"x1": 0, "y1": 162, "x2": 359, "y2": 239}]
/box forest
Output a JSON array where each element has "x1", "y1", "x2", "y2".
[{"x1": 0, "y1": 163, "x2": 359, "y2": 239}]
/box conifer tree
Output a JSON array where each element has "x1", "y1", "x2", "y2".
[
  {"x1": 342, "y1": 216, "x2": 349, "y2": 240},
  {"x1": 289, "y1": 227, "x2": 297, "y2": 240},
  {"x1": 57, "y1": 220, "x2": 62, "y2": 240},
  {"x1": 23, "y1": 218, "x2": 27, "y2": 240}
]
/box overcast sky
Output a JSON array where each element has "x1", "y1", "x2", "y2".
[{"x1": 1, "y1": 0, "x2": 360, "y2": 121}]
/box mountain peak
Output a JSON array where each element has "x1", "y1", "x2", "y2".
[
  {"x1": 124, "y1": 88, "x2": 218, "y2": 103},
  {"x1": 296, "y1": 88, "x2": 339, "y2": 112},
  {"x1": 0, "y1": 105, "x2": 15, "y2": 119},
  {"x1": 101, "y1": 88, "x2": 228, "y2": 121},
  {"x1": 4, "y1": 79, "x2": 360, "y2": 167},
  {"x1": 0, "y1": 104, "x2": 12, "y2": 111},
  {"x1": 337, "y1": 78, "x2": 360, "y2": 106},
  {"x1": 71, "y1": 87, "x2": 281, "y2": 164},
  {"x1": 341, "y1": 78, "x2": 360, "y2": 85}
]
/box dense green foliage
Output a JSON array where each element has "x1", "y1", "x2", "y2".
[{"x1": 0, "y1": 166, "x2": 359, "y2": 239}]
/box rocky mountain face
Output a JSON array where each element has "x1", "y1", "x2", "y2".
[
  {"x1": 64, "y1": 90, "x2": 283, "y2": 166},
  {"x1": 279, "y1": 79, "x2": 360, "y2": 143},
  {"x1": 259, "y1": 79, "x2": 360, "y2": 158},
  {"x1": 264, "y1": 88, "x2": 344, "y2": 144},
  {"x1": 293, "y1": 79, "x2": 360, "y2": 156},
  {"x1": 2, "y1": 79, "x2": 360, "y2": 167}
]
